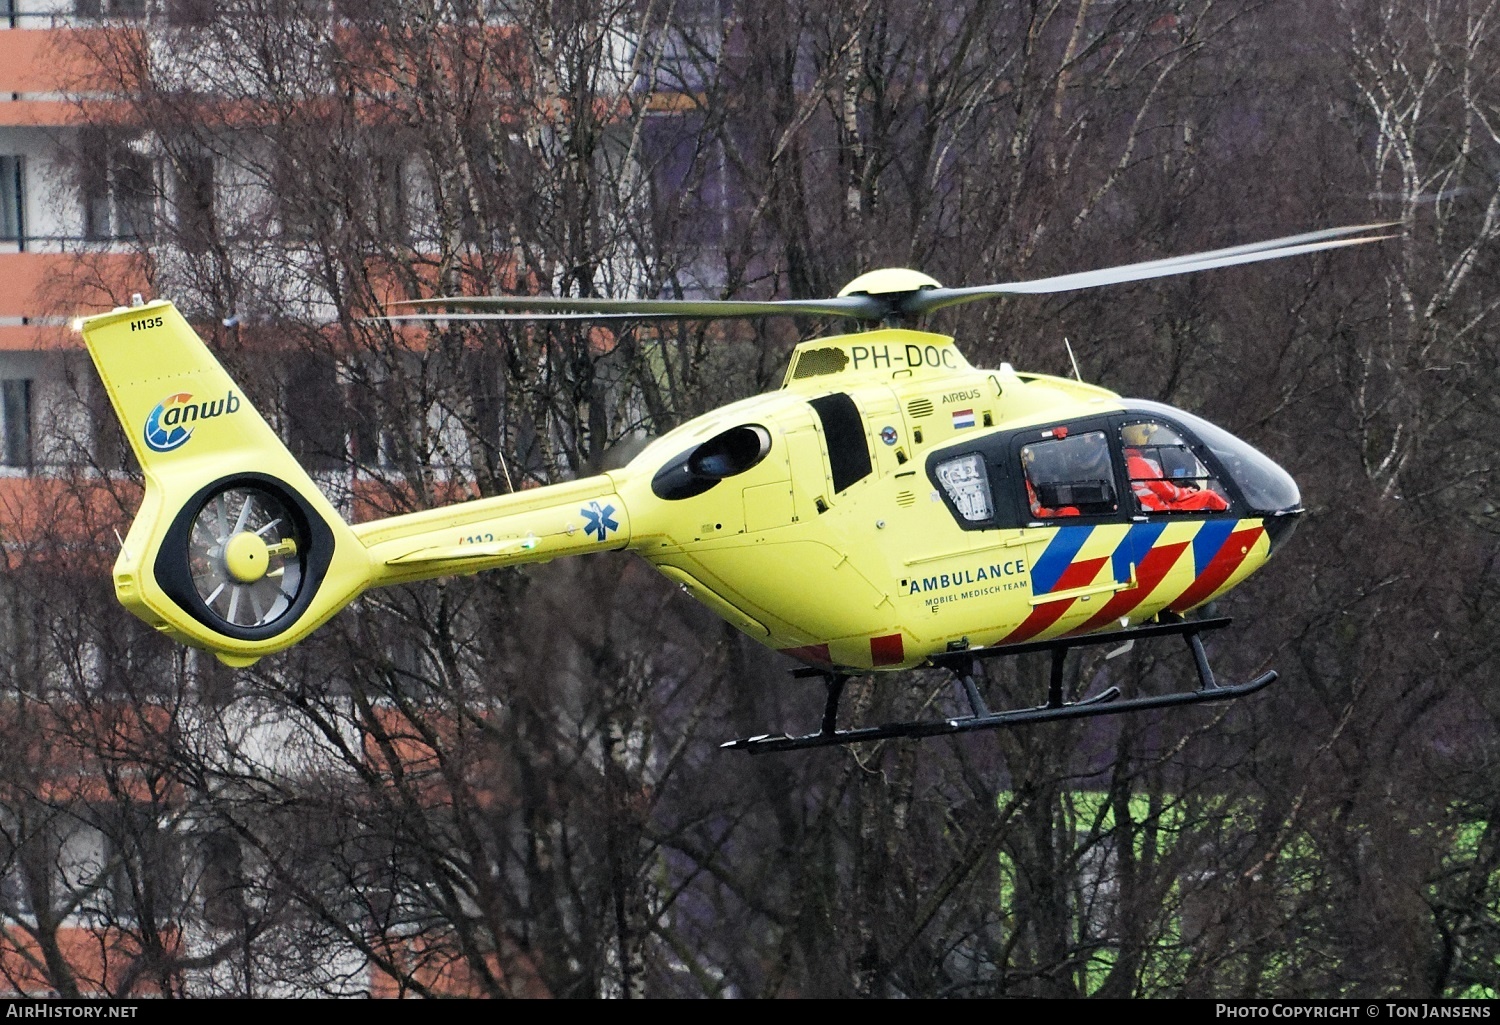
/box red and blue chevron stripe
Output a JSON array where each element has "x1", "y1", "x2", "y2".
[{"x1": 1000, "y1": 519, "x2": 1267, "y2": 644}]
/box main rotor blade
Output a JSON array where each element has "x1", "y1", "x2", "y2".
[
  {"x1": 367, "y1": 312, "x2": 693, "y2": 323},
  {"x1": 903, "y1": 222, "x2": 1400, "y2": 316},
  {"x1": 387, "y1": 294, "x2": 889, "y2": 321}
]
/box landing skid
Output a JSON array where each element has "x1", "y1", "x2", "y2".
[{"x1": 722, "y1": 616, "x2": 1276, "y2": 754}]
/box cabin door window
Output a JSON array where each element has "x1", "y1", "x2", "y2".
[{"x1": 1019, "y1": 430, "x2": 1118, "y2": 519}]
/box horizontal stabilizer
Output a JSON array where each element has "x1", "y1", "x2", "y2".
[{"x1": 383, "y1": 539, "x2": 527, "y2": 565}]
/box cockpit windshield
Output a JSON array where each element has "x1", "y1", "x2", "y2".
[{"x1": 1123, "y1": 400, "x2": 1301, "y2": 513}]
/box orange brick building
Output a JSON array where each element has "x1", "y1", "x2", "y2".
[{"x1": 0, "y1": 2, "x2": 567, "y2": 997}]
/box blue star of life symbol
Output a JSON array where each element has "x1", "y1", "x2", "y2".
[{"x1": 581, "y1": 501, "x2": 619, "y2": 542}]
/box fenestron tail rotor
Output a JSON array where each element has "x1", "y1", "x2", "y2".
[
  {"x1": 374, "y1": 222, "x2": 1399, "y2": 325},
  {"x1": 146, "y1": 469, "x2": 344, "y2": 654},
  {"x1": 187, "y1": 484, "x2": 305, "y2": 630}
]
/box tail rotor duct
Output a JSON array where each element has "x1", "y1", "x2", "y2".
[{"x1": 188, "y1": 484, "x2": 305, "y2": 630}]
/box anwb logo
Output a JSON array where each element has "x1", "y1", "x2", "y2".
[{"x1": 143, "y1": 391, "x2": 241, "y2": 453}]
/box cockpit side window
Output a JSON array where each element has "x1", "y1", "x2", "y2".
[
  {"x1": 1120, "y1": 421, "x2": 1231, "y2": 514},
  {"x1": 934, "y1": 453, "x2": 993, "y2": 522},
  {"x1": 1121, "y1": 399, "x2": 1300, "y2": 513},
  {"x1": 1020, "y1": 430, "x2": 1118, "y2": 518},
  {"x1": 809, "y1": 393, "x2": 872, "y2": 493}
]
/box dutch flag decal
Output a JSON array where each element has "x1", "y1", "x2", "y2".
[{"x1": 951, "y1": 408, "x2": 976, "y2": 429}]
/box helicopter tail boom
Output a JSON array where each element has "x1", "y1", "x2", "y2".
[
  {"x1": 80, "y1": 300, "x2": 635, "y2": 665},
  {"x1": 351, "y1": 475, "x2": 630, "y2": 586}
]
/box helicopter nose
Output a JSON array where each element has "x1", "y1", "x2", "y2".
[{"x1": 1262, "y1": 507, "x2": 1303, "y2": 556}]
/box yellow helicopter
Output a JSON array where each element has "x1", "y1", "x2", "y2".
[{"x1": 78, "y1": 223, "x2": 1391, "y2": 752}]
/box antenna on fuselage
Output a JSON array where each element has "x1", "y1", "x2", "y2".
[{"x1": 1064, "y1": 337, "x2": 1082, "y2": 381}]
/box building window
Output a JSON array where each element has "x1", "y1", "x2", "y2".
[
  {"x1": 82, "y1": 150, "x2": 112, "y2": 240},
  {"x1": 274, "y1": 151, "x2": 314, "y2": 242},
  {"x1": 347, "y1": 356, "x2": 421, "y2": 472},
  {"x1": 89, "y1": 376, "x2": 129, "y2": 472},
  {"x1": 333, "y1": 0, "x2": 381, "y2": 24},
  {"x1": 349, "y1": 375, "x2": 390, "y2": 470},
  {"x1": 285, "y1": 351, "x2": 346, "y2": 471},
  {"x1": 372, "y1": 152, "x2": 406, "y2": 241},
  {"x1": 74, "y1": 0, "x2": 148, "y2": 18},
  {"x1": 0, "y1": 869, "x2": 27, "y2": 917},
  {"x1": 1, "y1": 380, "x2": 31, "y2": 469},
  {"x1": 0, "y1": 156, "x2": 22, "y2": 245},
  {"x1": 80, "y1": 133, "x2": 157, "y2": 243},
  {"x1": 166, "y1": 0, "x2": 215, "y2": 27},
  {"x1": 103, "y1": 807, "x2": 182, "y2": 924},
  {"x1": 198, "y1": 829, "x2": 247, "y2": 930},
  {"x1": 0, "y1": 811, "x2": 28, "y2": 917},
  {"x1": 174, "y1": 153, "x2": 215, "y2": 253},
  {"x1": 113, "y1": 149, "x2": 155, "y2": 241}
]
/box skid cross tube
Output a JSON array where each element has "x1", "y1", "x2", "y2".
[{"x1": 723, "y1": 616, "x2": 1277, "y2": 754}]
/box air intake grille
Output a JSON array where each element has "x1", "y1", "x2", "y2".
[
  {"x1": 907, "y1": 398, "x2": 934, "y2": 418},
  {"x1": 896, "y1": 491, "x2": 916, "y2": 507},
  {"x1": 793, "y1": 347, "x2": 850, "y2": 379}
]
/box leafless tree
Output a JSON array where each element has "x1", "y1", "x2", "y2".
[{"x1": 5, "y1": 0, "x2": 1493, "y2": 998}]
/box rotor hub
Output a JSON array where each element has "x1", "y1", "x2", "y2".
[
  {"x1": 223, "y1": 531, "x2": 271, "y2": 583},
  {"x1": 837, "y1": 268, "x2": 942, "y2": 298}
]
